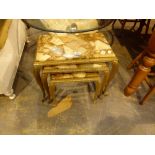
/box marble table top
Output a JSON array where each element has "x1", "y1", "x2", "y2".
[{"x1": 36, "y1": 32, "x2": 116, "y2": 62}]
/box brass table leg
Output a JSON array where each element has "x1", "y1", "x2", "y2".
[
  {"x1": 103, "y1": 68, "x2": 110, "y2": 93},
  {"x1": 40, "y1": 72, "x2": 50, "y2": 101},
  {"x1": 100, "y1": 68, "x2": 110, "y2": 94},
  {"x1": 49, "y1": 82, "x2": 56, "y2": 102},
  {"x1": 94, "y1": 78, "x2": 102, "y2": 101},
  {"x1": 33, "y1": 64, "x2": 45, "y2": 99},
  {"x1": 108, "y1": 59, "x2": 119, "y2": 84}
]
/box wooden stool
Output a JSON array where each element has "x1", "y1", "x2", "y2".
[{"x1": 124, "y1": 31, "x2": 155, "y2": 104}]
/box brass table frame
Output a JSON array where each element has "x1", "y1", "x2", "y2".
[
  {"x1": 49, "y1": 74, "x2": 102, "y2": 102},
  {"x1": 34, "y1": 57, "x2": 118, "y2": 100},
  {"x1": 41, "y1": 63, "x2": 110, "y2": 100}
]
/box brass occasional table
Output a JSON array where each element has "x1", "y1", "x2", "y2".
[
  {"x1": 42, "y1": 62, "x2": 110, "y2": 102},
  {"x1": 23, "y1": 19, "x2": 118, "y2": 101}
]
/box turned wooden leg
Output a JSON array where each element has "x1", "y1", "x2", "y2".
[
  {"x1": 97, "y1": 78, "x2": 102, "y2": 97},
  {"x1": 124, "y1": 65, "x2": 150, "y2": 96},
  {"x1": 124, "y1": 56, "x2": 155, "y2": 96},
  {"x1": 40, "y1": 72, "x2": 50, "y2": 101},
  {"x1": 140, "y1": 85, "x2": 155, "y2": 105},
  {"x1": 33, "y1": 64, "x2": 45, "y2": 99}
]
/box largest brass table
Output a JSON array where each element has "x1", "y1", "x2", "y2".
[{"x1": 33, "y1": 33, "x2": 118, "y2": 100}]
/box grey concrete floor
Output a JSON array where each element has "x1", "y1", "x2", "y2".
[{"x1": 0, "y1": 29, "x2": 155, "y2": 135}]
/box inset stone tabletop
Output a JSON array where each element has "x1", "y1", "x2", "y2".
[{"x1": 36, "y1": 32, "x2": 116, "y2": 62}]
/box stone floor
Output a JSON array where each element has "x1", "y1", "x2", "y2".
[{"x1": 0, "y1": 27, "x2": 155, "y2": 135}]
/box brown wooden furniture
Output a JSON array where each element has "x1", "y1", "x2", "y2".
[
  {"x1": 124, "y1": 31, "x2": 155, "y2": 104},
  {"x1": 112, "y1": 19, "x2": 151, "y2": 35},
  {"x1": 126, "y1": 50, "x2": 155, "y2": 104},
  {"x1": 140, "y1": 84, "x2": 155, "y2": 104},
  {"x1": 152, "y1": 24, "x2": 155, "y2": 32}
]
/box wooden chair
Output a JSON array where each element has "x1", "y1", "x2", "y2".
[
  {"x1": 124, "y1": 31, "x2": 155, "y2": 104},
  {"x1": 127, "y1": 51, "x2": 155, "y2": 104},
  {"x1": 112, "y1": 19, "x2": 151, "y2": 35},
  {"x1": 139, "y1": 84, "x2": 155, "y2": 104},
  {"x1": 152, "y1": 24, "x2": 155, "y2": 32}
]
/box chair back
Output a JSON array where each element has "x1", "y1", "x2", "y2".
[{"x1": 148, "y1": 31, "x2": 155, "y2": 53}]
